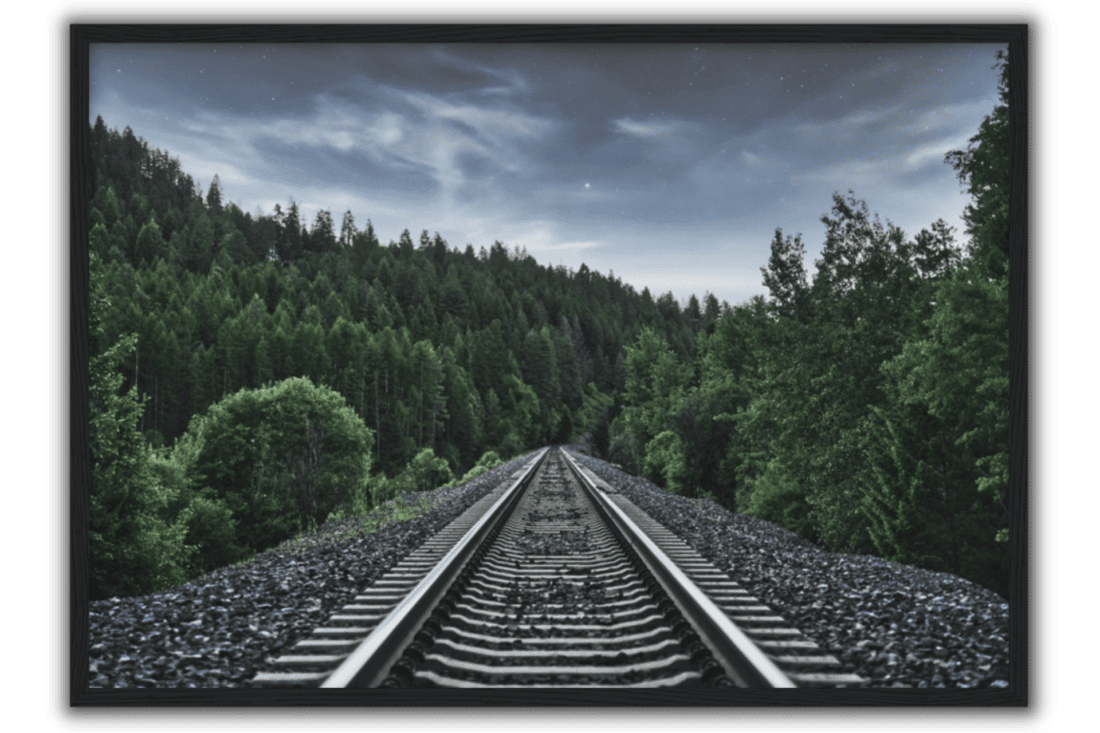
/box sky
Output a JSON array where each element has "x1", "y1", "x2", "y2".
[{"x1": 89, "y1": 40, "x2": 1005, "y2": 307}]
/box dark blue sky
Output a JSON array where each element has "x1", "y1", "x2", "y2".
[{"x1": 90, "y1": 41, "x2": 1004, "y2": 306}]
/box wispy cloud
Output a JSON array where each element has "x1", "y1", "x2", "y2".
[{"x1": 612, "y1": 117, "x2": 677, "y2": 139}]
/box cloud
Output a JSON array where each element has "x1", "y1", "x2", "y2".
[
  {"x1": 612, "y1": 117, "x2": 676, "y2": 139},
  {"x1": 741, "y1": 150, "x2": 765, "y2": 168}
]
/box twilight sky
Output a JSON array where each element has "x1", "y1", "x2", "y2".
[{"x1": 89, "y1": 41, "x2": 1005, "y2": 307}]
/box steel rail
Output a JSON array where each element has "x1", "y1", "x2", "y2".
[
  {"x1": 559, "y1": 448, "x2": 797, "y2": 688},
  {"x1": 320, "y1": 447, "x2": 550, "y2": 688}
]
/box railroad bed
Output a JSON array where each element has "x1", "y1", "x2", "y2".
[{"x1": 252, "y1": 447, "x2": 863, "y2": 689}]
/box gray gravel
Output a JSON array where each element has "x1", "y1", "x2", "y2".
[
  {"x1": 85, "y1": 447, "x2": 1010, "y2": 690},
  {"x1": 86, "y1": 452, "x2": 536, "y2": 688},
  {"x1": 568, "y1": 449, "x2": 1010, "y2": 689}
]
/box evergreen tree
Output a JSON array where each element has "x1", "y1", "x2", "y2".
[
  {"x1": 439, "y1": 346, "x2": 484, "y2": 467},
  {"x1": 339, "y1": 210, "x2": 356, "y2": 247},
  {"x1": 437, "y1": 266, "x2": 471, "y2": 321},
  {"x1": 279, "y1": 201, "x2": 304, "y2": 262},
  {"x1": 398, "y1": 229, "x2": 415, "y2": 257},
  {"x1": 310, "y1": 209, "x2": 336, "y2": 254},
  {"x1": 684, "y1": 294, "x2": 702, "y2": 334},
  {"x1": 179, "y1": 215, "x2": 215, "y2": 274},
  {"x1": 206, "y1": 174, "x2": 223, "y2": 214}
]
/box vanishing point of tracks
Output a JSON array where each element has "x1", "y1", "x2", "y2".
[{"x1": 253, "y1": 447, "x2": 864, "y2": 689}]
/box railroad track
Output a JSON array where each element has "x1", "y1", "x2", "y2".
[{"x1": 252, "y1": 447, "x2": 864, "y2": 689}]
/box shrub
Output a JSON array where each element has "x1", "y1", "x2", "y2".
[
  {"x1": 404, "y1": 447, "x2": 455, "y2": 494},
  {"x1": 737, "y1": 464, "x2": 816, "y2": 540},
  {"x1": 643, "y1": 430, "x2": 688, "y2": 493},
  {"x1": 186, "y1": 377, "x2": 373, "y2": 554},
  {"x1": 181, "y1": 495, "x2": 249, "y2": 575}
]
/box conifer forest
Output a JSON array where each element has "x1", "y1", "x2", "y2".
[{"x1": 84, "y1": 52, "x2": 1012, "y2": 603}]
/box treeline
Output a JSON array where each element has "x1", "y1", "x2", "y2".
[
  {"x1": 87, "y1": 116, "x2": 702, "y2": 477},
  {"x1": 85, "y1": 51, "x2": 1010, "y2": 600},
  {"x1": 85, "y1": 116, "x2": 704, "y2": 598},
  {"x1": 610, "y1": 52, "x2": 1010, "y2": 596}
]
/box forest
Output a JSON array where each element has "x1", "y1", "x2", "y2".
[{"x1": 84, "y1": 53, "x2": 1011, "y2": 601}]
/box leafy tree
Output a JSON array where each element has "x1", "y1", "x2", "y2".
[
  {"x1": 869, "y1": 264, "x2": 1009, "y2": 589},
  {"x1": 946, "y1": 50, "x2": 1010, "y2": 279},
  {"x1": 88, "y1": 252, "x2": 193, "y2": 599},
  {"x1": 577, "y1": 382, "x2": 615, "y2": 456},
  {"x1": 403, "y1": 447, "x2": 455, "y2": 493},
  {"x1": 643, "y1": 430, "x2": 688, "y2": 493},
  {"x1": 622, "y1": 327, "x2": 689, "y2": 444},
  {"x1": 180, "y1": 495, "x2": 246, "y2": 575},
  {"x1": 187, "y1": 377, "x2": 374, "y2": 552},
  {"x1": 760, "y1": 228, "x2": 809, "y2": 319}
]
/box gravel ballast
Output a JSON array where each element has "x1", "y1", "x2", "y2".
[
  {"x1": 569, "y1": 449, "x2": 1011, "y2": 689},
  {"x1": 85, "y1": 448, "x2": 1010, "y2": 690},
  {"x1": 86, "y1": 452, "x2": 537, "y2": 689}
]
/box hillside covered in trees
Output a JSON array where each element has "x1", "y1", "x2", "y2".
[{"x1": 84, "y1": 52, "x2": 1011, "y2": 601}]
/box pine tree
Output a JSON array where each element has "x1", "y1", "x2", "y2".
[
  {"x1": 206, "y1": 174, "x2": 223, "y2": 214},
  {"x1": 280, "y1": 201, "x2": 304, "y2": 262},
  {"x1": 339, "y1": 210, "x2": 356, "y2": 247},
  {"x1": 310, "y1": 209, "x2": 336, "y2": 254}
]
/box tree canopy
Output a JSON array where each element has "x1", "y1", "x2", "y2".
[{"x1": 85, "y1": 47, "x2": 1011, "y2": 598}]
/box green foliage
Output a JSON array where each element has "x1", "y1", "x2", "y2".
[
  {"x1": 88, "y1": 252, "x2": 194, "y2": 599},
  {"x1": 643, "y1": 430, "x2": 687, "y2": 493},
  {"x1": 187, "y1": 377, "x2": 373, "y2": 553},
  {"x1": 404, "y1": 447, "x2": 456, "y2": 494},
  {"x1": 577, "y1": 382, "x2": 616, "y2": 455},
  {"x1": 86, "y1": 96, "x2": 1009, "y2": 597},
  {"x1": 88, "y1": 120, "x2": 690, "y2": 485},
  {"x1": 737, "y1": 462, "x2": 816, "y2": 539},
  {"x1": 180, "y1": 495, "x2": 248, "y2": 576},
  {"x1": 946, "y1": 50, "x2": 1010, "y2": 279},
  {"x1": 437, "y1": 449, "x2": 505, "y2": 488},
  {"x1": 606, "y1": 415, "x2": 642, "y2": 476},
  {"x1": 887, "y1": 268, "x2": 1009, "y2": 503},
  {"x1": 470, "y1": 450, "x2": 503, "y2": 473},
  {"x1": 863, "y1": 264, "x2": 1009, "y2": 594},
  {"x1": 619, "y1": 327, "x2": 689, "y2": 474}
]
